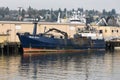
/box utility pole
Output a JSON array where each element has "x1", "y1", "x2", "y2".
[{"x1": 18, "y1": 7, "x2": 22, "y2": 21}]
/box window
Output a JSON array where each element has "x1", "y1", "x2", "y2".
[
  {"x1": 105, "y1": 29, "x2": 107, "y2": 33},
  {"x1": 117, "y1": 30, "x2": 119, "y2": 33},
  {"x1": 112, "y1": 30, "x2": 114, "y2": 33},
  {"x1": 99, "y1": 30, "x2": 103, "y2": 33}
]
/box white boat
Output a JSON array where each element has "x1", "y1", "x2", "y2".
[
  {"x1": 57, "y1": 10, "x2": 86, "y2": 24},
  {"x1": 69, "y1": 11, "x2": 86, "y2": 24}
]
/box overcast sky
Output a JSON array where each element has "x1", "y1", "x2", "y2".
[{"x1": 0, "y1": 0, "x2": 120, "y2": 13}]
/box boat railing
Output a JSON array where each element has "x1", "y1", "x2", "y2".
[
  {"x1": 77, "y1": 29, "x2": 97, "y2": 33},
  {"x1": 38, "y1": 33, "x2": 64, "y2": 39}
]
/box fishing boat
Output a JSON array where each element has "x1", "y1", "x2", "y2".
[
  {"x1": 17, "y1": 22, "x2": 105, "y2": 52},
  {"x1": 69, "y1": 11, "x2": 86, "y2": 24},
  {"x1": 57, "y1": 10, "x2": 86, "y2": 24}
]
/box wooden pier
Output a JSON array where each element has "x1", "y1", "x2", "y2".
[
  {"x1": 0, "y1": 42, "x2": 23, "y2": 55},
  {"x1": 106, "y1": 40, "x2": 120, "y2": 50}
]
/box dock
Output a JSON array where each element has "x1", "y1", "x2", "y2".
[
  {"x1": 106, "y1": 40, "x2": 120, "y2": 50},
  {"x1": 0, "y1": 33, "x2": 23, "y2": 55},
  {"x1": 0, "y1": 42, "x2": 23, "y2": 55}
]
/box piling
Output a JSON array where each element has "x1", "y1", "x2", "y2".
[
  {"x1": 106, "y1": 40, "x2": 120, "y2": 51},
  {"x1": 0, "y1": 42, "x2": 23, "y2": 55}
]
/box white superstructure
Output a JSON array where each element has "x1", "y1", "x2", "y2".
[{"x1": 69, "y1": 11, "x2": 86, "y2": 24}]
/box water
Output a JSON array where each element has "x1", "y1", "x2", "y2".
[{"x1": 0, "y1": 50, "x2": 120, "y2": 80}]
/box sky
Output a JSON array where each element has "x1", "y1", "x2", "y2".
[{"x1": 0, "y1": 0, "x2": 120, "y2": 13}]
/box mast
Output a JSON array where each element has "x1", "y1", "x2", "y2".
[{"x1": 33, "y1": 19, "x2": 38, "y2": 35}]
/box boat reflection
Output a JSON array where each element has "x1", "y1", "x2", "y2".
[
  {"x1": 20, "y1": 51, "x2": 107, "y2": 80},
  {"x1": 1, "y1": 50, "x2": 120, "y2": 80}
]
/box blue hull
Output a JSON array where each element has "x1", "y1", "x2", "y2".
[{"x1": 17, "y1": 33, "x2": 106, "y2": 52}]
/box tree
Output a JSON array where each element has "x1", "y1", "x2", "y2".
[
  {"x1": 63, "y1": 8, "x2": 67, "y2": 18},
  {"x1": 77, "y1": 8, "x2": 83, "y2": 12},
  {"x1": 4, "y1": 7, "x2": 9, "y2": 15},
  {"x1": 102, "y1": 9, "x2": 107, "y2": 15},
  {"x1": 27, "y1": 6, "x2": 34, "y2": 17},
  {"x1": 111, "y1": 9, "x2": 116, "y2": 15},
  {"x1": 21, "y1": 9, "x2": 26, "y2": 17}
]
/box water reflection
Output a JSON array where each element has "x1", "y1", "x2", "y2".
[
  {"x1": 20, "y1": 51, "x2": 106, "y2": 80},
  {"x1": 0, "y1": 50, "x2": 120, "y2": 80},
  {"x1": 0, "y1": 54, "x2": 21, "y2": 80}
]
